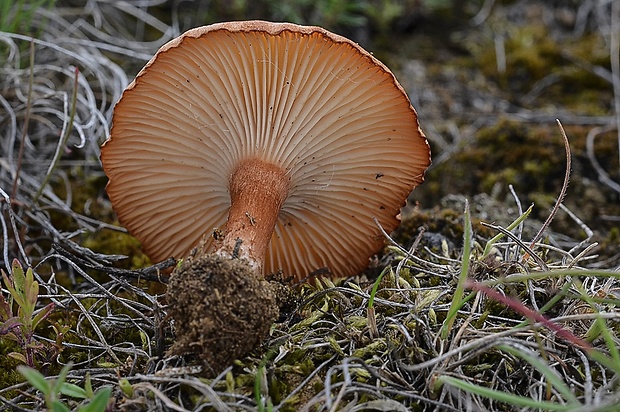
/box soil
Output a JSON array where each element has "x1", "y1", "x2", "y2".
[{"x1": 166, "y1": 248, "x2": 279, "y2": 377}]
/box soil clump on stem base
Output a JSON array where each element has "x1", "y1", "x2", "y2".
[{"x1": 166, "y1": 248, "x2": 278, "y2": 377}]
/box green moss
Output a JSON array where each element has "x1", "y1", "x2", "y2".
[
  {"x1": 455, "y1": 10, "x2": 613, "y2": 116},
  {"x1": 45, "y1": 167, "x2": 150, "y2": 271},
  {"x1": 81, "y1": 229, "x2": 150, "y2": 270},
  {"x1": 481, "y1": 168, "x2": 519, "y2": 193},
  {"x1": 0, "y1": 337, "x2": 26, "y2": 392},
  {"x1": 504, "y1": 26, "x2": 562, "y2": 86},
  {"x1": 414, "y1": 118, "x2": 620, "y2": 247},
  {"x1": 596, "y1": 227, "x2": 620, "y2": 262}
]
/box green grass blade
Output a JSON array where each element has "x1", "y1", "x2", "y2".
[
  {"x1": 368, "y1": 265, "x2": 390, "y2": 309},
  {"x1": 60, "y1": 382, "x2": 87, "y2": 399},
  {"x1": 51, "y1": 401, "x2": 70, "y2": 412},
  {"x1": 438, "y1": 375, "x2": 575, "y2": 411},
  {"x1": 441, "y1": 199, "x2": 472, "y2": 339},
  {"x1": 77, "y1": 387, "x2": 111, "y2": 412},
  {"x1": 51, "y1": 363, "x2": 73, "y2": 398},
  {"x1": 481, "y1": 203, "x2": 533, "y2": 259},
  {"x1": 498, "y1": 344, "x2": 579, "y2": 405},
  {"x1": 32, "y1": 302, "x2": 54, "y2": 331}
]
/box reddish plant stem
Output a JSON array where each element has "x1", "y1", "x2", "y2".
[{"x1": 466, "y1": 279, "x2": 592, "y2": 350}]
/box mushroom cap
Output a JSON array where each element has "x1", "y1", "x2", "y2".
[{"x1": 101, "y1": 20, "x2": 430, "y2": 280}]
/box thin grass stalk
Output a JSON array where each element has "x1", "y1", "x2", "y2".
[
  {"x1": 482, "y1": 221, "x2": 549, "y2": 271},
  {"x1": 11, "y1": 40, "x2": 35, "y2": 200},
  {"x1": 255, "y1": 364, "x2": 273, "y2": 412},
  {"x1": 33, "y1": 66, "x2": 79, "y2": 204},
  {"x1": 438, "y1": 375, "x2": 578, "y2": 411},
  {"x1": 441, "y1": 199, "x2": 472, "y2": 340},
  {"x1": 481, "y1": 203, "x2": 533, "y2": 259},
  {"x1": 367, "y1": 265, "x2": 391, "y2": 338},
  {"x1": 498, "y1": 343, "x2": 580, "y2": 405},
  {"x1": 524, "y1": 120, "x2": 572, "y2": 259}
]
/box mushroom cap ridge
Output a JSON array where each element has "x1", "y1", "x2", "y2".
[{"x1": 101, "y1": 20, "x2": 431, "y2": 281}]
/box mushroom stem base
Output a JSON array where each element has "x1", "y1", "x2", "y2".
[
  {"x1": 167, "y1": 251, "x2": 278, "y2": 376},
  {"x1": 215, "y1": 157, "x2": 290, "y2": 273}
]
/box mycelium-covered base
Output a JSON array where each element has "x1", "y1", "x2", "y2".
[{"x1": 166, "y1": 250, "x2": 278, "y2": 376}]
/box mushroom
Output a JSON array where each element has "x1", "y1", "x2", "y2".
[
  {"x1": 100, "y1": 21, "x2": 430, "y2": 375},
  {"x1": 101, "y1": 20, "x2": 430, "y2": 282}
]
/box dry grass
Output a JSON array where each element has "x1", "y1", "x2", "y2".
[{"x1": 1, "y1": 1, "x2": 620, "y2": 411}]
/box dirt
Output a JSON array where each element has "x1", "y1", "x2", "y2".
[{"x1": 166, "y1": 247, "x2": 279, "y2": 377}]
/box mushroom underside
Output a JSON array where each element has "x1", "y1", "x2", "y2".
[{"x1": 101, "y1": 21, "x2": 430, "y2": 281}]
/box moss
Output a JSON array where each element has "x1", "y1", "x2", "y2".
[
  {"x1": 394, "y1": 207, "x2": 495, "y2": 256},
  {"x1": 0, "y1": 339, "x2": 26, "y2": 395},
  {"x1": 472, "y1": 121, "x2": 566, "y2": 191},
  {"x1": 480, "y1": 168, "x2": 519, "y2": 194},
  {"x1": 81, "y1": 229, "x2": 150, "y2": 270},
  {"x1": 596, "y1": 227, "x2": 620, "y2": 261},
  {"x1": 560, "y1": 34, "x2": 613, "y2": 113},
  {"x1": 501, "y1": 25, "x2": 563, "y2": 89},
  {"x1": 413, "y1": 119, "x2": 620, "y2": 248},
  {"x1": 452, "y1": 8, "x2": 613, "y2": 116}
]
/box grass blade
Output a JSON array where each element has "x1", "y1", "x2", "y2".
[
  {"x1": 438, "y1": 375, "x2": 575, "y2": 411},
  {"x1": 441, "y1": 199, "x2": 472, "y2": 339},
  {"x1": 498, "y1": 344, "x2": 580, "y2": 405}
]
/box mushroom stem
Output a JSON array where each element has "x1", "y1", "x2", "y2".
[{"x1": 215, "y1": 157, "x2": 290, "y2": 273}]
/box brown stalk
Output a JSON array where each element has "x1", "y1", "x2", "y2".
[{"x1": 522, "y1": 119, "x2": 572, "y2": 262}]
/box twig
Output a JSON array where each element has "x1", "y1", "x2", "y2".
[
  {"x1": 130, "y1": 382, "x2": 192, "y2": 412},
  {"x1": 471, "y1": 0, "x2": 497, "y2": 26},
  {"x1": 567, "y1": 243, "x2": 599, "y2": 269},
  {"x1": 507, "y1": 185, "x2": 525, "y2": 261},
  {"x1": 51, "y1": 243, "x2": 175, "y2": 283}
]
